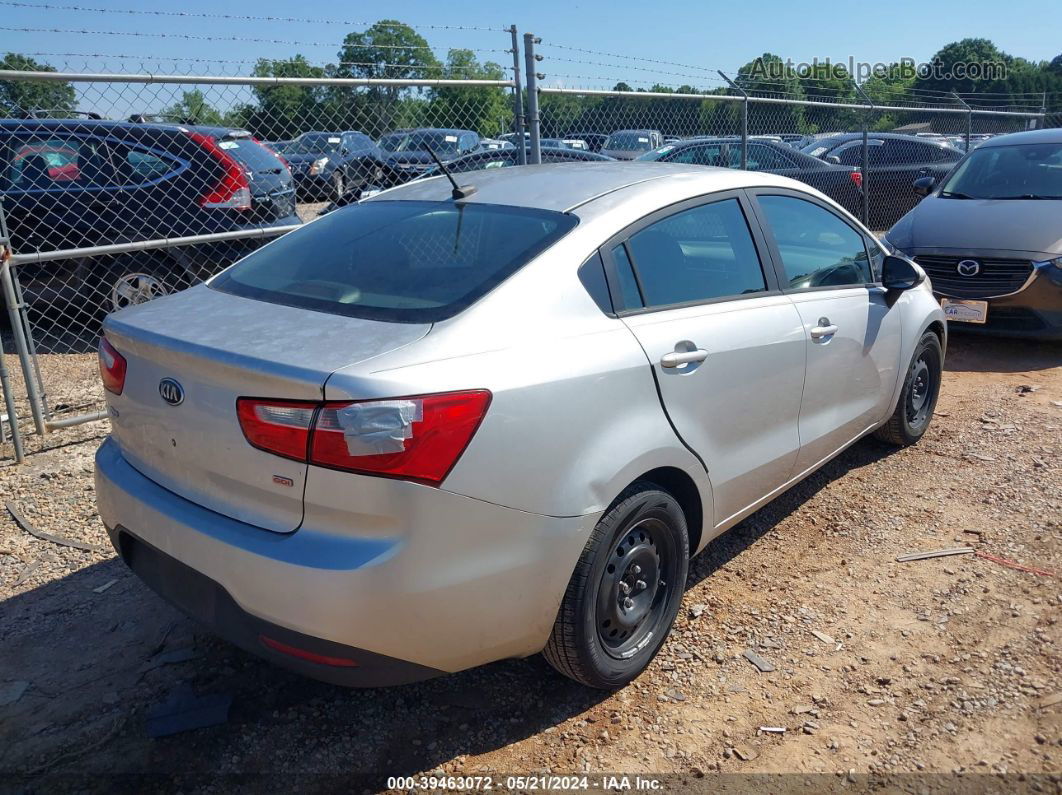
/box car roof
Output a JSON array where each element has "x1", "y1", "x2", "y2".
[
  {"x1": 382, "y1": 127, "x2": 477, "y2": 136},
  {"x1": 818, "y1": 132, "x2": 959, "y2": 147},
  {"x1": 978, "y1": 128, "x2": 1062, "y2": 147},
  {"x1": 0, "y1": 117, "x2": 183, "y2": 133},
  {"x1": 369, "y1": 162, "x2": 800, "y2": 217}
]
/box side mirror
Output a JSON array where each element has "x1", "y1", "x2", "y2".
[
  {"x1": 826, "y1": 155, "x2": 841, "y2": 165},
  {"x1": 913, "y1": 175, "x2": 935, "y2": 196},
  {"x1": 882, "y1": 255, "x2": 925, "y2": 291}
]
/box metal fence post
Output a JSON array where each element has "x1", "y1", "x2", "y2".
[
  {"x1": 0, "y1": 204, "x2": 25, "y2": 462},
  {"x1": 524, "y1": 33, "x2": 541, "y2": 165},
  {"x1": 718, "y1": 71, "x2": 748, "y2": 169},
  {"x1": 952, "y1": 92, "x2": 972, "y2": 152},
  {"x1": 508, "y1": 26, "x2": 526, "y2": 166},
  {"x1": 854, "y1": 83, "x2": 874, "y2": 228}
]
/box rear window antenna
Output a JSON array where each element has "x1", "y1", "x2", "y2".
[{"x1": 423, "y1": 143, "x2": 477, "y2": 200}]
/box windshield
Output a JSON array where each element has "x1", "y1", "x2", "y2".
[
  {"x1": 287, "y1": 134, "x2": 342, "y2": 155},
  {"x1": 219, "y1": 138, "x2": 285, "y2": 172},
  {"x1": 379, "y1": 131, "x2": 464, "y2": 155},
  {"x1": 211, "y1": 201, "x2": 578, "y2": 322},
  {"x1": 939, "y1": 142, "x2": 1062, "y2": 199},
  {"x1": 604, "y1": 132, "x2": 653, "y2": 151}
]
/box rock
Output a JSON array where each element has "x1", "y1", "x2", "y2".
[
  {"x1": 743, "y1": 649, "x2": 776, "y2": 673},
  {"x1": 732, "y1": 745, "x2": 758, "y2": 761},
  {"x1": 689, "y1": 604, "x2": 707, "y2": 619},
  {"x1": 867, "y1": 699, "x2": 886, "y2": 706}
]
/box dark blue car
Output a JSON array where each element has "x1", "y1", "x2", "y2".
[{"x1": 282, "y1": 131, "x2": 384, "y2": 201}]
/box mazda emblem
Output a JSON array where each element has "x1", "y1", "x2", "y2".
[
  {"x1": 159, "y1": 378, "x2": 184, "y2": 406},
  {"x1": 956, "y1": 259, "x2": 981, "y2": 277}
]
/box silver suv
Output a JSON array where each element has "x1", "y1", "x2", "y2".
[{"x1": 95, "y1": 163, "x2": 945, "y2": 688}]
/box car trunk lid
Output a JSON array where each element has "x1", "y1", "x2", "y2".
[{"x1": 102, "y1": 284, "x2": 431, "y2": 533}]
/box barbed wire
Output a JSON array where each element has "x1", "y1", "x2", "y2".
[
  {"x1": 0, "y1": 1, "x2": 509, "y2": 32},
  {"x1": 19, "y1": 52, "x2": 511, "y2": 74},
  {"x1": 0, "y1": 26, "x2": 508, "y2": 53}
]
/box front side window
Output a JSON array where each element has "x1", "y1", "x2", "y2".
[
  {"x1": 939, "y1": 142, "x2": 1062, "y2": 200},
  {"x1": 737, "y1": 144, "x2": 796, "y2": 171},
  {"x1": 668, "y1": 144, "x2": 724, "y2": 166},
  {"x1": 758, "y1": 195, "x2": 872, "y2": 290},
  {"x1": 623, "y1": 198, "x2": 767, "y2": 308},
  {"x1": 211, "y1": 201, "x2": 578, "y2": 322}
]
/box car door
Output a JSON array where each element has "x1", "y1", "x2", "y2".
[
  {"x1": 602, "y1": 191, "x2": 807, "y2": 528},
  {"x1": 749, "y1": 190, "x2": 902, "y2": 476}
]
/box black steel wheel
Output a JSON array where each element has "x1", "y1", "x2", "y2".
[
  {"x1": 543, "y1": 481, "x2": 689, "y2": 689},
  {"x1": 875, "y1": 330, "x2": 943, "y2": 446}
]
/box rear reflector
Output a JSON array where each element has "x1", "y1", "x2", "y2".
[
  {"x1": 98, "y1": 336, "x2": 127, "y2": 395},
  {"x1": 236, "y1": 390, "x2": 491, "y2": 487},
  {"x1": 259, "y1": 635, "x2": 358, "y2": 667},
  {"x1": 850, "y1": 170, "x2": 863, "y2": 190}
]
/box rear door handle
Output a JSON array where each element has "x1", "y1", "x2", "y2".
[{"x1": 660, "y1": 349, "x2": 709, "y2": 368}]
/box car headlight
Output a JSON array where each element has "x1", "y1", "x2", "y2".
[
  {"x1": 309, "y1": 157, "x2": 329, "y2": 175},
  {"x1": 1034, "y1": 256, "x2": 1062, "y2": 286}
]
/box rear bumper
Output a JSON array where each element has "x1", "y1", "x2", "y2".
[{"x1": 94, "y1": 438, "x2": 597, "y2": 684}]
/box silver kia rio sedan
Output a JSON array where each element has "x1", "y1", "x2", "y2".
[{"x1": 95, "y1": 163, "x2": 946, "y2": 689}]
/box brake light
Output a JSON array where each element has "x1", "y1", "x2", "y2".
[
  {"x1": 259, "y1": 635, "x2": 358, "y2": 667},
  {"x1": 236, "y1": 399, "x2": 317, "y2": 461},
  {"x1": 98, "y1": 336, "x2": 127, "y2": 395},
  {"x1": 850, "y1": 170, "x2": 863, "y2": 190},
  {"x1": 236, "y1": 391, "x2": 491, "y2": 487},
  {"x1": 187, "y1": 131, "x2": 251, "y2": 210}
]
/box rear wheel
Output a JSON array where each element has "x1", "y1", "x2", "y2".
[
  {"x1": 543, "y1": 482, "x2": 689, "y2": 689},
  {"x1": 874, "y1": 330, "x2": 942, "y2": 446}
]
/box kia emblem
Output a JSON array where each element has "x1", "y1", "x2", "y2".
[
  {"x1": 159, "y1": 378, "x2": 184, "y2": 406},
  {"x1": 956, "y1": 259, "x2": 981, "y2": 277}
]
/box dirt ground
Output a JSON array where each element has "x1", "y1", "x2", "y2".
[{"x1": 0, "y1": 334, "x2": 1059, "y2": 792}]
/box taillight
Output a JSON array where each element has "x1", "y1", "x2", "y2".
[
  {"x1": 236, "y1": 391, "x2": 491, "y2": 487},
  {"x1": 236, "y1": 399, "x2": 317, "y2": 462},
  {"x1": 187, "y1": 131, "x2": 252, "y2": 210},
  {"x1": 850, "y1": 170, "x2": 863, "y2": 190},
  {"x1": 98, "y1": 336, "x2": 127, "y2": 395}
]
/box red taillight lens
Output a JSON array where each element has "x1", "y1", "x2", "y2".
[
  {"x1": 850, "y1": 170, "x2": 863, "y2": 190},
  {"x1": 236, "y1": 390, "x2": 491, "y2": 487},
  {"x1": 311, "y1": 391, "x2": 491, "y2": 486},
  {"x1": 187, "y1": 131, "x2": 252, "y2": 210},
  {"x1": 259, "y1": 635, "x2": 358, "y2": 667},
  {"x1": 98, "y1": 336, "x2": 127, "y2": 395},
  {"x1": 236, "y1": 398, "x2": 317, "y2": 462}
]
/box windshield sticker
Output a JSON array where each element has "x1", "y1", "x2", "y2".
[
  {"x1": 217, "y1": 140, "x2": 238, "y2": 150},
  {"x1": 328, "y1": 137, "x2": 341, "y2": 143},
  {"x1": 638, "y1": 137, "x2": 649, "y2": 143},
  {"x1": 445, "y1": 135, "x2": 458, "y2": 143}
]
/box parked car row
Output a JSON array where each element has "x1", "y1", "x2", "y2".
[{"x1": 1, "y1": 118, "x2": 300, "y2": 317}]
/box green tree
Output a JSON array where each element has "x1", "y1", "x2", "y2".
[
  {"x1": 242, "y1": 55, "x2": 327, "y2": 140},
  {"x1": 0, "y1": 53, "x2": 76, "y2": 118},
  {"x1": 159, "y1": 89, "x2": 233, "y2": 126},
  {"x1": 428, "y1": 49, "x2": 511, "y2": 136},
  {"x1": 333, "y1": 20, "x2": 440, "y2": 135},
  {"x1": 735, "y1": 53, "x2": 807, "y2": 134}
]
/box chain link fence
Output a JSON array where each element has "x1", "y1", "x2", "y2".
[{"x1": 0, "y1": 43, "x2": 1054, "y2": 461}]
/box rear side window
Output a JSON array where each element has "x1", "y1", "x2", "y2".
[
  {"x1": 758, "y1": 195, "x2": 872, "y2": 289},
  {"x1": 623, "y1": 198, "x2": 767, "y2": 308},
  {"x1": 7, "y1": 135, "x2": 105, "y2": 190},
  {"x1": 211, "y1": 200, "x2": 578, "y2": 322}
]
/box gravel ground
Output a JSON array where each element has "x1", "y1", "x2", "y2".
[{"x1": 0, "y1": 334, "x2": 1059, "y2": 791}]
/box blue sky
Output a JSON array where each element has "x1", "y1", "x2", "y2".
[{"x1": 4, "y1": 0, "x2": 1059, "y2": 90}]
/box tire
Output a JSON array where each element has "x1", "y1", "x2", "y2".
[
  {"x1": 543, "y1": 481, "x2": 689, "y2": 689},
  {"x1": 331, "y1": 171, "x2": 346, "y2": 202},
  {"x1": 93, "y1": 255, "x2": 183, "y2": 316},
  {"x1": 874, "y1": 330, "x2": 943, "y2": 446}
]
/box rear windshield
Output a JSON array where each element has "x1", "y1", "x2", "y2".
[
  {"x1": 219, "y1": 138, "x2": 283, "y2": 172},
  {"x1": 211, "y1": 200, "x2": 578, "y2": 322},
  {"x1": 605, "y1": 132, "x2": 653, "y2": 150}
]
